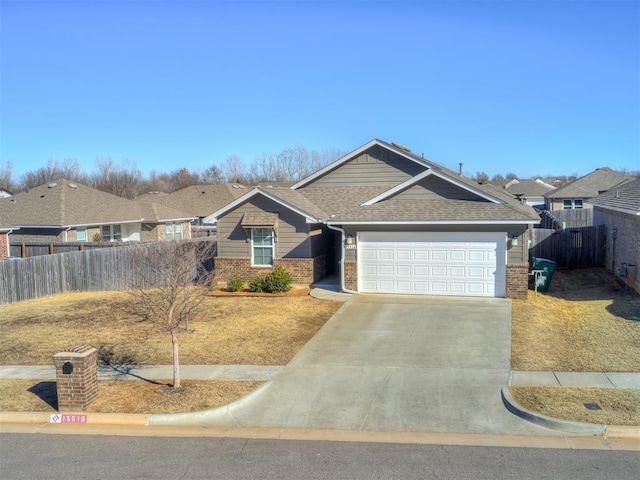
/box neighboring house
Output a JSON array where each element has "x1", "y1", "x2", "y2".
[
  {"x1": 588, "y1": 179, "x2": 640, "y2": 294},
  {"x1": 544, "y1": 168, "x2": 634, "y2": 211},
  {"x1": 0, "y1": 178, "x2": 195, "y2": 243},
  {"x1": 206, "y1": 139, "x2": 541, "y2": 299},
  {"x1": 136, "y1": 183, "x2": 250, "y2": 226},
  {"x1": 496, "y1": 179, "x2": 555, "y2": 208}
]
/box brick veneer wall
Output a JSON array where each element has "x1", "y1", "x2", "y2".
[
  {"x1": 53, "y1": 344, "x2": 98, "y2": 412},
  {"x1": 215, "y1": 255, "x2": 327, "y2": 285},
  {"x1": 344, "y1": 260, "x2": 358, "y2": 292},
  {"x1": 506, "y1": 263, "x2": 529, "y2": 300},
  {"x1": 0, "y1": 232, "x2": 8, "y2": 259}
]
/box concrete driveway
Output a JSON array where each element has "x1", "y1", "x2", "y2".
[{"x1": 153, "y1": 295, "x2": 552, "y2": 435}]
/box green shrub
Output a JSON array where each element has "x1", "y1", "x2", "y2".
[
  {"x1": 248, "y1": 276, "x2": 266, "y2": 292},
  {"x1": 226, "y1": 275, "x2": 245, "y2": 292},
  {"x1": 263, "y1": 265, "x2": 292, "y2": 293}
]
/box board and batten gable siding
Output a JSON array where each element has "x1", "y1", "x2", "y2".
[
  {"x1": 341, "y1": 224, "x2": 528, "y2": 264},
  {"x1": 217, "y1": 196, "x2": 313, "y2": 259},
  {"x1": 304, "y1": 145, "x2": 426, "y2": 187},
  {"x1": 391, "y1": 176, "x2": 485, "y2": 201}
]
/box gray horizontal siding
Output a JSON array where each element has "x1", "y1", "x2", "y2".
[
  {"x1": 393, "y1": 176, "x2": 482, "y2": 201},
  {"x1": 217, "y1": 196, "x2": 312, "y2": 259},
  {"x1": 307, "y1": 145, "x2": 425, "y2": 187}
]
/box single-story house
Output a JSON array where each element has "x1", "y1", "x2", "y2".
[
  {"x1": 206, "y1": 139, "x2": 541, "y2": 299},
  {"x1": 544, "y1": 167, "x2": 634, "y2": 211},
  {"x1": 0, "y1": 178, "x2": 196, "y2": 244},
  {"x1": 494, "y1": 179, "x2": 555, "y2": 208},
  {"x1": 135, "y1": 183, "x2": 251, "y2": 235},
  {"x1": 588, "y1": 178, "x2": 640, "y2": 293}
]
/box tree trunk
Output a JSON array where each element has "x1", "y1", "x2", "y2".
[{"x1": 171, "y1": 330, "x2": 180, "y2": 388}]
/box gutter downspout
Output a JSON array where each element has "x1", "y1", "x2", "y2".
[
  {"x1": 63, "y1": 226, "x2": 72, "y2": 242},
  {"x1": 326, "y1": 223, "x2": 357, "y2": 295}
]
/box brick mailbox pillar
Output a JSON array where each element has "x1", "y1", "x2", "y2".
[{"x1": 53, "y1": 344, "x2": 98, "y2": 412}]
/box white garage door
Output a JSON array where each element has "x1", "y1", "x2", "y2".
[{"x1": 359, "y1": 232, "x2": 506, "y2": 297}]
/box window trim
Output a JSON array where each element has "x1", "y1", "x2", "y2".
[
  {"x1": 251, "y1": 227, "x2": 275, "y2": 267},
  {"x1": 563, "y1": 199, "x2": 573, "y2": 210},
  {"x1": 76, "y1": 228, "x2": 87, "y2": 242}
]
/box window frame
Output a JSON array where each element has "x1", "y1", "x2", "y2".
[
  {"x1": 574, "y1": 199, "x2": 583, "y2": 209},
  {"x1": 76, "y1": 228, "x2": 87, "y2": 242},
  {"x1": 251, "y1": 227, "x2": 275, "y2": 267},
  {"x1": 563, "y1": 199, "x2": 573, "y2": 210}
]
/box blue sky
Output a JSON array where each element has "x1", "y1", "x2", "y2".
[{"x1": 1, "y1": 0, "x2": 638, "y2": 180}]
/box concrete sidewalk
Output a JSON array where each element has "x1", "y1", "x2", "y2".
[
  {"x1": 3, "y1": 365, "x2": 638, "y2": 388},
  {"x1": 510, "y1": 371, "x2": 640, "y2": 389},
  {"x1": 0, "y1": 365, "x2": 283, "y2": 381}
]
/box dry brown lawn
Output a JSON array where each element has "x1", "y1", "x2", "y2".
[
  {"x1": 512, "y1": 268, "x2": 640, "y2": 372},
  {"x1": 511, "y1": 386, "x2": 640, "y2": 426},
  {"x1": 0, "y1": 288, "x2": 341, "y2": 365},
  {"x1": 0, "y1": 379, "x2": 263, "y2": 414},
  {"x1": 511, "y1": 268, "x2": 640, "y2": 426},
  {"x1": 0, "y1": 288, "x2": 341, "y2": 413}
]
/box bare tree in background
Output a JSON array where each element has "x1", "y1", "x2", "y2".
[
  {"x1": 19, "y1": 158, "x2": 88, "y2": 191},
  {"x1": 473, "y1": 171, "x2": 490, "y2": 184},
  {"x1": 0, "y1": 160, "x2": 14, "y2": 190},
  {"x1": 91, "y1": 157, "x2": 143, "y2": 199},
  {"x1": 127, "y1": 239, "x2": 216, "y2": 388},
  {"x1": 202, "y1": 164, "x2": 224, "y2": 184},
  {"x1": 223, "y1": 154, "x2": 246, "y2": 183}
]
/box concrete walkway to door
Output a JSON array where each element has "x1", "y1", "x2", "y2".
[{"x1": 152, "y1": 294, "x2": 554, "y2": 435}]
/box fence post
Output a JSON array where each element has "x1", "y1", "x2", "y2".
[
  {"x1": 21, "y1": 243, "x2": 26, "y2": 258},
  {"x1": 49, "y1": 243, "x2": 54, "y2": 255}
]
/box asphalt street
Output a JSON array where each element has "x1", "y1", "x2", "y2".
[{"x1": 2, "y1": 433, "x2": 639, "y2": 480}]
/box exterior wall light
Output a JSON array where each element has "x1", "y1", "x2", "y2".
[{"x1": 511, "y1": 235, "x2": 518, "y2": 246}]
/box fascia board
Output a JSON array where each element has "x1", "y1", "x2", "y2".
[
  {"x1": 587, "y1": 203, "x2": 640, "y2": 216},
  {"x1": 362, "y1": 170, "x2": 433, "y2": 205},
  {"x1": 327, "y1": 220, "x2": 540, "y2": 226},
  {"x1": 204, "y1": 187, "x2": 322, "y2": 224},
  {"x1": 362, "y1": 169, "x2": 501, "y2": 206},
  {"x1": 292, "y1": 139, "x2": 431, "y2": 190}
]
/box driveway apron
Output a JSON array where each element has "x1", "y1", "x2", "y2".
[{"x1": 154, "y1": 295, "x2": 552, "y2": 434}]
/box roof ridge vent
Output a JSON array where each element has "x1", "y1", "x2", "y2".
[{"x1": 47, "y1": 182, "x2": 57, "y2": 188}]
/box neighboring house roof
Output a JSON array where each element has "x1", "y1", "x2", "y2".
[
  {"x1": 586, "y1": 178, "x2": 640, "y2": 215},
  {"x1": 207, "y1": 139, "x2": 540, "y2": 225},
  {"x1": 0, "y1": 178, "x2": 195, "y2": 228},
  {"x1": 136, "y1": 184, "x2": 249, "y2": 219},
  {"x1": 544, "y1": 168, "x2": 634, "y2": 200},
  {"x1": 0, "y1": 187, "x2": 14, "y2": 198},
  {"x1": 500, "y1": 179, "x2": 556, "y2": 197}
]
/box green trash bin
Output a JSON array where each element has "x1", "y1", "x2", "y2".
[{"x1": 532, "y1": 257, "x2": 557, "y2": 292}]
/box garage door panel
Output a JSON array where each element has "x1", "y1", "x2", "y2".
[{"x1": 359, "y1": 232, "x2": 506, "y2": 297}]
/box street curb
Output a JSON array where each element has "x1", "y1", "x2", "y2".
[
  {"x1": 0, "y1": 411, "x2": 149, "y2": 426},
  {"x1": 605, "y1": 425, "x2": 640, "y2": 439},
  {"x1": 500, "y1": 387, "x2": 604, "y2": 436}
]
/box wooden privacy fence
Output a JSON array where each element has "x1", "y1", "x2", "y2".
[
  {"x1": 0, "y1": 239, "x2": 216, "y2": 305},
  {"x1": 529, "y1": 225, "x2": 606, "y2": 268},
  {"x1": 9, "y1": 241, "x2": 122, "y2": 258},
  {"x1": 539, "y1": 209, "x2": 593, "y2": 229}
]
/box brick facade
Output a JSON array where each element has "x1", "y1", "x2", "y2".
[
  {"x1": 215, "y1": 255, "x2": 327, "y2": 286},
  {"x1": 506, "y1": 263, "x2": 529, "y2": 300},
  {"x1": 344, "y1": 260, "x2": 358, "y2": 292},
  {"x1": 53, "y1": 344, "x2": 98, "y2": 412},
  {"x1": 0, "y1": 232, "x2": 8, "y2": 259}
]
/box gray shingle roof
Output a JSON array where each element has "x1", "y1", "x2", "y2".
[
  {"x1": 587, "y1": 178, "x2": 640, "y2": 213},
  {"x1": 0, "y1": 179, "x2": 194, "y2": 228},
  {"x1": 499, "y1": 179, "x2": 556, "y2": 197},
  {"x1": 135, "y1": 184, "x2": 248, "y2": 218},
  {"x1": 545, "y1": 168, "x2": 634, "y2": 199}
]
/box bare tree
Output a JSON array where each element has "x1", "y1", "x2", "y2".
[
  {"x1": 473, "y1": 171, "x2": 490, "y2": 184},
  {"x1": 201, "y1": 164, "x2": 224, "y2": 184},
  {"x1": 0, "y1": 159, "x2": 14, "y2": 190},
  {"x1": 19, "y1": 158, "x2": 88, "y2": 191},
  {"x1": 223, "y1": 154, "x2": 246, "y2": 183},
  {"x1": 91, "y1": 157, "x2": 144, "y2": 198},
  {"x1": 127, "y1": 239, "x2": 216, "y2": 388}
]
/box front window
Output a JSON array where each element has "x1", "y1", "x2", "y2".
[
  {"x1": 76, "y1": 228, "x2": 87, "y2": 242},
  {"x1": 101, "y1": 225, "x2": 122, "y2": 242},
  {"x1": 165, "y1": 223, "x2": 183, "y2": 241},
  {"x1": 563, "y1": 199, "x2": 572, "y2": 210},
  {"x1": 574, "y1": 199, "x2": 583, "y2": 209},
  {"x1": 251, "y1": 228, "x2": 274, "y2": 266}
]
